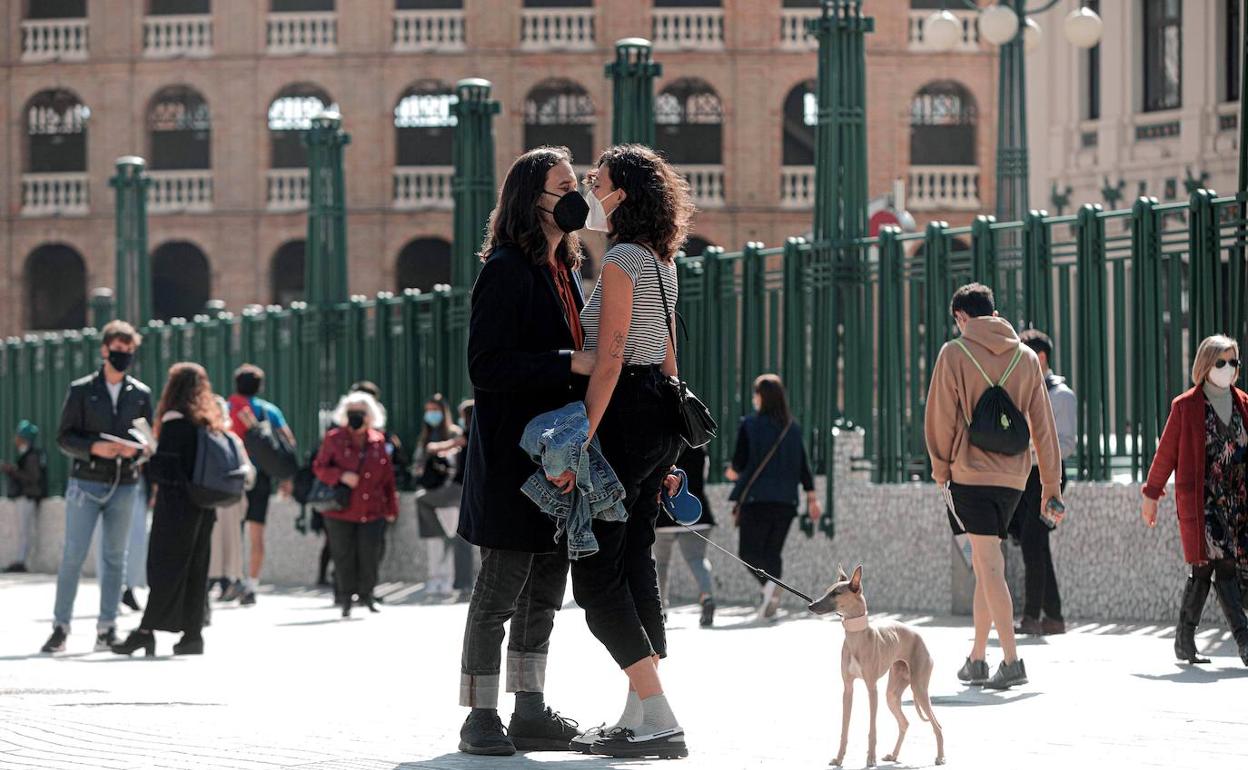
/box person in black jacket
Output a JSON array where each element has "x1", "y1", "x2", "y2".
[
  {"x1": 456, "y1": 146, "x2": 596, "y2": 756},
  {"x1": 3, "y1": 420, "x2": 47, "y2": 573},
  {"x1": 41, "y1": 320, "x2": 153, "y2": 655}
]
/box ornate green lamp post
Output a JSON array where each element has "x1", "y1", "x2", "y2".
[
  {"x1": 110, "y1": 156, "x2": 152, "y2": 324},
  {"x1": 303, "y1": 110, "x2": 350, "y2": 308},
  {"x1": 450, "y1": 78, "x2": 500, "y2": 287},
  {"x1": 606, "y1": 37, "x2": 661, "y2": 146}
]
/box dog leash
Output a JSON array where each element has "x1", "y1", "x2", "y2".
[{"x1": 674, "y1": 522, "x2": 814, "y2": 604}]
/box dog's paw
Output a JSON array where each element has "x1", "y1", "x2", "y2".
[
  {"x1": 883, "y1": 754, "x2": 897, "y2": 762},
  {"x1": 829, "y1": 757, "x2": 843, "y2": 767},
  {"x1": 867, "y1": 758, "x2": 876, "y2": 768},
  {"x1": 935, "y1": 756, "x2": 946, "y2": 766}
]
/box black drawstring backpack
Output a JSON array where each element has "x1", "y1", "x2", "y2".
[{"x1": 953, "y1": 340, "x2": 1031, "y2": 456}]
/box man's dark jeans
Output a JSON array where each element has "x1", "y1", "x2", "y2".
[
  {"x1": 459, "y1": 547, "x2": 568, "y2": 709},
  {"x1": 1012, "y1": 466, "x2": 1066, "y2": 621}
]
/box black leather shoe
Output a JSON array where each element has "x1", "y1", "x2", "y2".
[
  {"x1": 459, "y1": 709, "x2": 516, "y2": 756},
  {"x1": 173, "y1": 634, "x2": 204, "y2": 656},
  {"x1": 121, "y1": 588, "x2": 142, "y2": 612},
  {"x1": 110, "y1": 629, "x2": 155, "y2": 657},
  {"x1": 508, "y1": 707, "x2": 581, "y2": 751},
  {"x1": 1176, "y1": 575, "x2": 1212, "y2": 664}
]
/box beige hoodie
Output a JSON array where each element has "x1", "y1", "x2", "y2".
[{"x1": 924, "y1": 316, "x2": 1063, "y2": 503}]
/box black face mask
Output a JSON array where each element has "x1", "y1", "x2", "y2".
[
  {"x1": 539, "y1": 189, "x2": 589, "y2": 234},
  {"x1": 346, "y1": 411, "x2": 366, "y2": 430},
  {"x1": 107, "y1": 350, "x2": 133, "y2": 373}
]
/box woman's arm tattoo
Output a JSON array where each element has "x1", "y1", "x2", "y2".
[{"x1": 609, "y1": 332, "x2": 626, "y2": 360}]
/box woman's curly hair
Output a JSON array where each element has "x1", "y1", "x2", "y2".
[
  {"x1": 478, "y1": 146, "x2": 583, "y2": 268},
  {"x1": 155, "y1": 362, "x2": 224, "y2": 437},
  {"x1": 597, "y1": 144, "x2": 695, "y2": 262}
]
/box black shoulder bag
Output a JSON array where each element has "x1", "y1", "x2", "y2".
[{"x1": 652, "y1": 256, "x2": 718, "y2": 449}]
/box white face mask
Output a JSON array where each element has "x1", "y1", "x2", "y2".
[
  {"x1": 584, "y1": 188, "x2": 619, "y2": 232},
  {"x1": 1208, "y1": 363, "x2": 1238, "y2": 389}
]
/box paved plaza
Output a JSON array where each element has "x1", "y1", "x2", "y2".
[{"x1": 1, "y1": 573, "x2": 1246, "y2": 770}]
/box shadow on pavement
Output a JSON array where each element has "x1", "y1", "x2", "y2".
[
  {"x1": 1132, "y1": 665, "x2": 1248, "y2": 683},
  {"x1": 394, "y1": 753, "x2": 655, "y2": 769},
  {"x1": 928, "y1": 691, "x2": 1041, "y2": 707}
]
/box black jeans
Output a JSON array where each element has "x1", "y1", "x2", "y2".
[
  {"x1": 323, "y1": 518, "x2": 385, "y2": 607},
  {"x1": 460, "y1": 547, "x2": 568, "y2": 709},
  {"x1": 1011, "y1": 467, "x2": 1066, "y2": 621},
  {"x1": 738, "y1": 502, "x2": 796, "y2": 584},
  {"x1": 571, "y1": 366, "x2": 682, "y2": 669}
]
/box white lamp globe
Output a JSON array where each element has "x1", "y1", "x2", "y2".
[
  {"x1": 925, "y1": 10, "x2": 963, "y2": 52},
  {"x1": 1063, "y1": 6, "x2": 1104, "y2": 49},
  {"x1": 979, "y1": 3, "x2": 1021, "y2": 46},
  {"x1": 1023, "y1": 17, "x2": 1042, "y2": 52}
]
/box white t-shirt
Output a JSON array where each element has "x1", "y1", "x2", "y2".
[{"x1": 106, "y1": 381, "x2": 122, "y2": 410}]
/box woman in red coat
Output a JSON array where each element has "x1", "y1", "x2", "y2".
[
  {"x1": 1142, "y1": 335, "x2": 1248, "y2": 665},
  {"x1": 313, "y1": 391, "x2": 398, "y2": 618}
]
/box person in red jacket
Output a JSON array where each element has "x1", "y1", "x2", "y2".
[
  {"x1": 1142, "y1": 335, "x2": 1248, "y2": 666},
  {"x1": 313, "y1": 391, "x2": 398, "y2": 618}
]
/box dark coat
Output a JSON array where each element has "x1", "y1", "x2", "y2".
[
  {"x1": 4, "y1": 446, "x2": 46, "y2": 500},
  {"x1": 313, "y1": 427, "x2": 399, "y2": 524},
  {"x1": 729, "y1": 414, "x2": 815, "y2": 508},
  {"x1": 56, "y1": 367, "x2": 153, "y2": 485},
  {"x1": 458, "y1": 244, "x2": 587, "y2": 553},
  {"x1": 1143, "y1": 386, "x2": 1248, "y2": 564}
]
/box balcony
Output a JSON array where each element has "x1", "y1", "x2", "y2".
[
  {"x1": 683, "y1": 164, "x2": 725, "y2": 208},
  {"x1": 520, "y1": 8, "x2": 595, "y2": 51},
  {"x1": 780, "y1": 8, "x2": 818, "y2": 51},
  {"x1": 149, "y1": 171, "x2": 213, "y2": 214},
  {"x1": 267, "y1": 169, "x2": 309, "y2": 211},
  {"x1": 393, "y1": 9, "x2": 464, "y2": 52},
  {"x1": 394, "y1": 166, "x2": 454, "y2": 210},
  {"x1": 907, "y1": 9, "x2": 980, "y2": 53},
  {"x1": 780, "y1": 166, "x2": 815, "y2": 208},
  {"x1": 21, "y1": 18, "x2": 89, "y2": 62},
  {"x1": 143, "y1": 14, "x2": 212, "y2": 58},
  {"x1": 908, "y1": 166, "x2": 980, "y2": 210},
  {"x1": 267, "y1": 12, "x2": 337, "y2": 55},
  {"x1": 653, "y1": 8, "x2": 724, "y2": 51},
  {"x1": 22, "y1": 173, "x2": 89, "y2": 217}
]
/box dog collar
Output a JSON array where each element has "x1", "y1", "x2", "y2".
[{"x1": 841, "y1": 613, "x2": 869, "y2": 633}]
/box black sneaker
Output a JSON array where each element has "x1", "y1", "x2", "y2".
[
  {"x1": 121, "y1": 588, "x2": 142, "y2": 612},
  {"x1": 984, "y1": 659, "x2": 1028, "y2": 690},
  {"x1": 508, "y1": 707, "x2": 580, "y2": 751},
  {"x1": 220, "y1": 580, "x2": 244, "y2": 603},
  {"x1": 94, "y1": 628, "x2": 118, "y2": 652},
  {"x1": 239, "y1": 590, "x2": 257, "y2": 606},
  {"x1": 459, "y1": 710, "x2": 515, "y2": 756},
  {"x1": 699, "y1": 597, "x2": 716, "y2": 628},
  {"x1": 4, "y1": 562, "x2": 28, "y2": 573},
  {"x1": 591, "y1": 726, "x2": 688, "y2": 759},
  {"x1": 956, "y1": 657, "x2": 989, "y2": 686},
  {"x1": 40, "y1": 626, "x2": 67, "y2": 654}
]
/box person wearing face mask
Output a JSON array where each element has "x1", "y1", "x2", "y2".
[
  {"x1": 415, "y1": 393, "x2": 463, "y2": 596},
  {"x1": 3, "y1": 421, "x2": 48, "y2": 573},
  {"x1": 312, "y1": 391, "x2": 398, "y2": 618},
  {"x1": 456, "y1": 146, "x2": 595, "y2": 757},
  {"x1": 1142, "y1": 335, "x2": 1248, "y2": 667},
  {"x1": 41, "y1": 320, "x2": 153, "y2": 655}
]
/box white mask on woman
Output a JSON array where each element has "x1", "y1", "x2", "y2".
[
  {"x1": 584, "y1": 188, "x2": 620, "y2": 232},
  {"x1": 1208, "y1": 363, "x2": 1238, "y2": 389}
]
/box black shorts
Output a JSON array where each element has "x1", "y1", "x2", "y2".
[
  {"x1": 244, "y1": 472, "x2": 273, "y2": 525},
  {"x1": 946, "y1": 482, "x2": 1023, "y2": 539}
]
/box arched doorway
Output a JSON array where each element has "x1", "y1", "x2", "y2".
[
  {"x1": 271, "y1": 240, "x2": 306, "y2": 305},
  {"x1": 657, "y1": 78, "x2": 723, "y2": 165},
  {"x1": 151, "y1": 241, "x2": 211, "y2": 320},
  {"x1": 147, "y1": 85, "x2": 211, "y2": 170},
  {"x1": 396, "y1": 237, "x2": 452, "y2": 292},
  {"x1": 25, "y1": 244, "x2": 86, "y2": 330},
  {"x1": 524, "y1": 78, "x2": 595, "y2": 164}
]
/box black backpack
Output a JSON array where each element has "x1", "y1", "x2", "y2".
[
  {"x1": 189, "y1": 427, "x2": 248, "y2": 508},
  {"x1": 243, "y1": 408, "x2": 299, "y2": 481},
  {"x1": 953, "y1": 340, "x2": 1031, "y2": 456}
]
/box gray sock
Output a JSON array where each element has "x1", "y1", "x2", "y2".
[
  {"x1": 514, "y1": 691, "x2": 545, "y2": 720},
  {"x1": 638, "y1": 694, "x2": 680, "y2": 734},
  {"x1": 616, "y1": 691, "x2": 642, "y2": 729}
]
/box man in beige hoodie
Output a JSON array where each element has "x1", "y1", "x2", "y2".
[{"x1": 925, "y1": 283, "x2": 1064, "y2": 690}]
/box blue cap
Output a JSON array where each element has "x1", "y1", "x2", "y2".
[{"x1": 16, "y1": 420, "x2": 38, "y2": 442}]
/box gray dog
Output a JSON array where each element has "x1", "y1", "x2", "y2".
[{"x1": 809, "y1": 565, "x2": 945, "y2": 767}]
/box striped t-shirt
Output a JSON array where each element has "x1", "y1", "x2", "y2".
[{"x1": 581, "y1": 242, "x2": 678, "y2": 366}]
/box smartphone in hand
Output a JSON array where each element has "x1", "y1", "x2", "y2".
[{"x1": 1040, "y1": 497, "x2": 1065, "y2": 529}]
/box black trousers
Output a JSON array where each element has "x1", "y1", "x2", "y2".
[
  {"x1": 738, "y1": 502, "x2": 796, "y2": 584},
  {"x1": 571, "y1": 367, "x2": 682, "y2": 669},
  {"x1": 1011, "y1": 466, "x2": 1066, "y2": 621},
  {"x1": 323, "y1": 518, "x2": 385, "y2": 606},
  {"x1": 142, "y1": 492, "x2": 215, "y2": 636}
]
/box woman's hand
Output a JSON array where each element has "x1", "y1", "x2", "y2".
[
  {"x1": 724, "y1": 466, "x2": 739, "y2": 482},
  {"x1": 548, "y1": 469, "x2": 576, "y2": 494},
  {"x1": 341, "y1": 471, "x2": 360, "y2": 489},
  {"x1": 571, "y1": 350, "x2": 597, "y2": 376},
  {"x1": 1141, "y1": 495, "x2": 1158, "y2": 528},
  {"x1": 807, "y1": 493, "x2": 822, "y2": 525},
  {"x1": 663, "y1": 473, "x2": 681, "y2": 498}
]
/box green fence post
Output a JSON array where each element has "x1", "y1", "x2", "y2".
[
  {"x1": 970, "y1": 214, "x2": 998, "y2": 289},
  {"x1": 1187, "y1": 188, "x2": 1220, "y2": 345},
  {"x1": 741, "y1": 242, "x2": 766, "y2": 407},
  {"x1": 90, "y1": 288, "x2": 115, "y2": 329},
  {"x1": 1075, "y1": 203, "x2": 1109, "y2": 480},
  {"x1": 110, "y1": 156, "x2": 151, "y2": 325},
  {"x1": 606, "y1": 38, "x2": 660, "y2": 146},
  {"x1": 781, "y1": 237, "x2": 808, "y2": 441},
  {"x1": 1022, "y1": 209, "x2": 1051, "y2": 330},
  {"x1": 451, "y1": 78, "x2": 500, "y2": 288},
  {"x1": 875, "y1": 226, "x2": 905, "y2": 482},
  {"x1": 1131, "y1": 196, "x2": 1164, "y2": 478}
]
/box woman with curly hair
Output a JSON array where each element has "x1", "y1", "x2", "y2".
[
  {"x1": 564, "y1": 144, "x2": 695, "y2": 759},
  {"x1": 112, "y1": 363, "x2": 226, "y2": 657}
]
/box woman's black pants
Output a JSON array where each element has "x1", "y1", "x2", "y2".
[
  {"x1": 737, "y1": 502, "x2": 796, "y2": 585},
  {"x1": 323, "y1": 518, "x2": 385, "y2": 606}
]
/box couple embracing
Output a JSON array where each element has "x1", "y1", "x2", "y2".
[{"x1": 455, "y1": 144, "x2": 695, "y2": 759}]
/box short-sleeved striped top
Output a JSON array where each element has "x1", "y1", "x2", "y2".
[{"x1": 581, "y1": 242, "x2": 678, "y2": 366}]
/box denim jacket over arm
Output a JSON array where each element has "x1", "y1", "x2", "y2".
[{"x1": 520, "y1": 402, "x2": 627, "y2": 559}]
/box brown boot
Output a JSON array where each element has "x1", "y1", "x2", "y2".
[
  {"x1": 1041, "y1": 617, "x2": 1066, "y2": 635},
  {"x1": 1013, "y1": 616, "x2": 1043, "y2": 636}
]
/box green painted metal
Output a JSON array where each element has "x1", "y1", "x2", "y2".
[
  {"x1": 993, "y1": 0, "x2": 1029, "y2": 224},
  {"x1": 303, "y1": 111, "x2": 350, "y2": 309},
  {"x1": 606, "y1": 38, "x2": 660, "y2": 146},
  {"x1": 1075, "y1": 204, "x2": 1110, "y2": 480},
  {"x1": 450, "y1": 78, "x2": 500, "y2": 289},
  {"x1": 110, "y1": 156, "x2": 152, "y2": 325},
  {"x1": 874, "y1": 226, "x2": 905, "y2": 482},
  {"x1": 90, "y1": 289, "x2": 115, "y2": 330}
]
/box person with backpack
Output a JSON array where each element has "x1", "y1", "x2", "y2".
[
  {"x1": 111, "y1": 363, "x2": 239, "y2": 657},
  {"x1": 3, "y1": 420, "x2": 47, "y2": 573},
  {"x1": 924, "y1": 283, "x2": 1064, "y2": 690}
]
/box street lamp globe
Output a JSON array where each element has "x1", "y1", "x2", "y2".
[
  {"x1": 1063, "y1": 6, "x2": 1104, "y2": 49},
  {"x1": 1023, "y1": 17, "x2": 1042, "y2": 53},
  {"x1": 979, "y1": 3, "x2": 1020, "y2": 46},
  {"x1": 924, "y1": 10, "x2": 963, "y2": 52}
]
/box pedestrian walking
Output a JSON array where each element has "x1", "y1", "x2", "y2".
[
  {"x1": 416, "y1": 393, "x2": 463, "y2": 596},
  {"x1": 725, "y1": 374, "x2": 820, "y2": 622},
  {"x1": 111, "y1": 363, "x2": 231, "y2": 657},
  {"x1": 349, "y1": 380, "x2": 412, "y2": 580},
  {"x1": 209, "y1": 397, "x2": 250, "y2": 603},
  {"x1": 924, "y1": 283, "x2": 1064, "y2": 690},
  {"x1": 312, "y1": 391, "x2": 397, "y2": 618},
  {"x1": 1142, "y1": 334, "x2": 1248, "y2": 666},
  {"x1": 653, "y1": 444, "x2": 716, "y2": 627},
  {"x1": 41, "y1": 321, "x2": 152, "y2": 655},
  {"x1": 3, "y1": 420, "x2": 47, "y2": 573},
  {"x1": 456, "y1": 146, "x2": 596, "y2": 756},
  {"x1": 566, "y1": 144, "x2": 693, "y2": 759},
  {"x1": 1010, "y1": 329, "x2": 1076, "y2": 636}
]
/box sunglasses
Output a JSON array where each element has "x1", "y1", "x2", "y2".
[{"x1": 1215, "y1": 359, "x2": 1241, "y2": 369}]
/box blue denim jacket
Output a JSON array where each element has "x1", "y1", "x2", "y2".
[{"x1": 520, "y1": 402, "x2": 627, "y2": 559}]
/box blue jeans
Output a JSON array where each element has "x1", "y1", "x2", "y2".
[
  {"x1": 95, "y1": 483, "x2": 148, "y2": 589},
  {"x1": 54, "y1": 478, "x2": 139, "y2": 632}
]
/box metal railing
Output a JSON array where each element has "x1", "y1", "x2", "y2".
[
  {"x1": 267, "y1": 11, "x2": 337, "y2": 55},
  {"x1": 21, "y1": 173, "x2": 90, "y2": 217},
  {"x1": 393, "y1": 166, "x2": 454, "y2": 209},
  {"x1": 393, "y1": 9, "x2": 465, "y2": 52},
  {"x1": 267, "y1": 169, "x2": 309, "y2": 211},
  {"x1": 21, "y1": 18, "x2": 89, "y2": 62},
  {"x1": 520, "y1": 8, "x2": 596, "y2": 51},
  {"x1": 653, "y1": 8, "x2": 724, "y2": 51},
  {"x1": 143, "y1": 14, "x2": 213, "y2": 57},
  {"x1": 149, "y1": 170, "x2": 213, "y2": 213},
  {"x1": 908, "y1": 166, "x2": 981, "y2": 210}
]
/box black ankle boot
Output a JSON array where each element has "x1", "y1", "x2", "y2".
[
  {"x1": 1212, "y1": 576, "x2": 1248, "y2": 666},
  {"x1": 110, "y1": 629, "x2": 155, "y2": 657},
  {"x1": 173, "y1": 634, "x2": 204, "y2": 655},
  {"x1": 1175, "y1": 574, "x2": 1212, "y2": 664}
]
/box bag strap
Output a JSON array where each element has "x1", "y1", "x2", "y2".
[
  {"x1": 737, "y1": 420, "x2": 793, "y2": 507},
  {"x1": 650, "y1": 253, "x2": 679, "y2": 370},
  {"x1": 952, "y1": 339, "x2": 1026, "y2": 387}
]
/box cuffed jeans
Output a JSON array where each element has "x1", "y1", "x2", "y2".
[
  {"x1": 54, "y1": 478, "x2": 139, "y2": 632},
  {"x1": 460, "y1": 547, "x2": 568, "y2": 709},
  {"x1": 654, "y1": 529, "x2": 714, "y2": 607}
]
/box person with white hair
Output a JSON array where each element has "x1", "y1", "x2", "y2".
[{"x1": 312, "y1": 391, "x2": 398, "y2": 618}]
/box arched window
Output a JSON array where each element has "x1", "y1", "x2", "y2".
[
  {"x1": 782, "y1": 80, "x2": 816, "y2": 166},
  {"x1": 524, "y1": 79, "x2": 595, "y2": 164},
  {"x1": 151, "y1": 241, "x2": 211, "y2": 320},
  {"x1": 25, "y1": 244, "x2": 86, "y2": 330},
  {"x1": 268, "y1": 84, "x2": 336, "y2": 169},
  {"x1": 271, "y1": 240, "x2": 306, "y2": 305},
  {"x1": 396, "y1": 238, "x2": 452, "y2": 292},
  {"x1": 149, "y1": 0, "x2": 210, "y2": 13},
  {"x1": 27, "y1": 0, "x2": 86, "y2": 18},
  {"x1": 656, "y1": 78, "x2": 723, "y2": 165},
  {"x1": 910, "y1": 81, "x2": 977, "y2": 166},
  {"x1": 148, "y1": 86, "x2": 211, "y2": 170},
  {"x1": 25, "y1": 89, "x2": 89, "y2": 173},
  {"x1": 395, "y1": 81, "x2": 456, "y2": 167},
  {"x1": 681, "y1": 235, "x2": 713, "y2": 257}
]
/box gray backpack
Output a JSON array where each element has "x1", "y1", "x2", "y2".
[{"x1": 189, "y1": 427, "x2": 247, "y2": 508}]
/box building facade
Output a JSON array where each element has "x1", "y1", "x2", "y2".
[{"x1": 1, "y1": 0, "x2": 996, "y2": 336}]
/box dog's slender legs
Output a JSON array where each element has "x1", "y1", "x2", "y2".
[
  {"x1": 831, "y1": 681, "x2": 852, "y2": 766},
  {"x1": 971, "y1": 568, "x2": 991, "y2": 661},
  {"x1": 912, "y1": 673, "x2": 945, "y2": 765},
  {"x1": 882, "y1": 662, "x2": 909, "y2": 762},
  {"x1": 970, "y1": 534, "x2": 1019, "y2": 662},
  {"x1": 865, "y1": 681, "x2": 879, "y2": 767}
]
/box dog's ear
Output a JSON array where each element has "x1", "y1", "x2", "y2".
[
  {"x1": 849, "y1": 564, "x2": 863, "y2": 593},
  {"x1": 836, "y1": 564, "x2": 849, "y2": 582}
]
